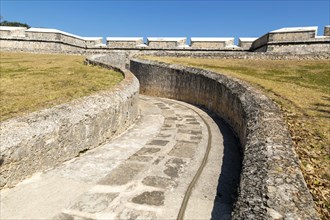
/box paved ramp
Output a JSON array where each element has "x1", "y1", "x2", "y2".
[{"x1": 0, "y1": 96, "x2": 240, "y2": 220}]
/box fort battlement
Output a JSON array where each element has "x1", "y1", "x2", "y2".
[{"x1": 1, "y1": 25, "x2": 329, "y2": 53}]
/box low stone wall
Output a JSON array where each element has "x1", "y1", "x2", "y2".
[
  {"x1": 0, "y1": 55, "x2": 140, "y2": 189},
  {"x1": 130, "y1": 59, "x2": 318, "y2": 219}
]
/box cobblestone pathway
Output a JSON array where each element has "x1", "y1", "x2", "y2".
[{"x1": 0, "y1": 96, "x2": 240, "y2": 220}]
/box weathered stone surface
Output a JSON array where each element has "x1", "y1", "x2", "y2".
[
  {"x1": 142, "y1": 176, "x2": 174, "y2": 189},
  {"x1": 250, "y1": 26, "x2": 330, "y2": 53},
  {"x1": 98, "y1": 163, "x2": 145, "y2": 185},
  {"x1": 117, "y1": 209, "x2": 157, "y2": 220},
  {"x1": 168, "y1": 141, "x2": 197, "y2": 158},
  {"x1": 164, "y1": 158, "x2": 186, "y2": 178},
  {"x1": 190, "y1": 37, "x2": 235, "y2": 49},
  {"x1": 135, "y1": 147, "x2": 161, "y2": 155},
  {"x1": 131, "y1": 191, "x2": 165, "y2": 206},
  {"x1": 130, "y1": 59, "x2": 319, "y2": 219},
  {"x1": 0, "y1": 56, "x2": 139, "y2": 189},
  {"x1": 70, "y1": 193, "x2": 118, "y2": 213},
  {"x1": 146, "y1": 140, "x2": 169, "y2": 146}
]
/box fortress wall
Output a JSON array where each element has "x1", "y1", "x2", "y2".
[
  {"x1": 325, "y1": 26, "x2": 330, "y2": 36},
  {"x1": 238, "y1": 38, "x2": 257, "y2": 50},
  {"x1": 1, "y1": 25, "x2": 330, "y2": 52},
  {"x1": 0, "y1": 27, "x2": 27, "y2": 37},
  {"x1": 147, "y1": 37, "x2": 187, "y2": 49},
  {"x1": 130, "y1": 58, "x2": 318, "y2": 220},
  {"x1": 250, "y1": 33, "x2": 269, "y2": 51},
  {"x1": 107, "y1": 37, "x2": 145, "y2": 48},
  {"x1": 190, "y1": 37, "x2": 234, "y2": 49},
  {"x1": 25, "y1": 29, "x2": 103, "y2": 48},
  {"x1": 269, "y1": 30, "x2": 316, "y2": 42},
  {"x1": 0, "y1": 38, "x2": 86, "y2": 53},
  {"x1": 266, "y1": 42, "x2": 330, "y2": 53},
  {"x1": 0, "y1": 55, "x2": 140, "y2": 189},
  {"x1": 251, "y1": 26, "x2": 330, "y2": 52}
]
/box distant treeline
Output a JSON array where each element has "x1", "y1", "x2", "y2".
[{"x1": 0, "y1": 20, "x2": 30, "y2": 28}]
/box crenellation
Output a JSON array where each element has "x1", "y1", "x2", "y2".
[
  {"x1": 107, "y1": 37, "x2": 145, "y2": 48},
  {"x1": 238, "y1": 37, "x2": 257, "y2": 50},
  {"x1": 147, "y1": 37, "x2": 187, "y2": 49},
  {"x1": 324, "y1": 25, "x2": 330, "y2": 36},
  {"x1": 0, "y1": 25, "x2": 329, "y2": 52},
  {"x1": 190, "y1": 37, "x2": 234, "y2": 49}
]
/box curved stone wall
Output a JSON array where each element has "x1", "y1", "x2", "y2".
[
  {"x1": 130, "y1": 58, "x2": 318, "y2": 219},
  {"x1": 0, "y1": 55, "x2": 139, "y2": 189}
]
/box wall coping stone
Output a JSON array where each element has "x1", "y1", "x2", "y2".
[
  {"x1": 147, "y1": 37, "x2": 186, "y2": 41},
  {"x1": 190, "y1": 37, "x2": 234, "y2": 42},
  {"x1": 107, "y1": 37, "x2": 143, "y2": 41},
  {"x1": 239, "y1": 37, "x2": 258, "y2": 42},
  {"x1": 270, "y1": 26, "x2": 318, "y2": 33},
  {"x1": 0, "y1": 26, "x2": 27, "y2": 31}
]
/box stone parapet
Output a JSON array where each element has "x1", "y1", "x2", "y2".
[
  {"x1": 0, "y1": 26, "x2": 27, "y2": 38},
  {"x1": 0, "y1": 55, "x2": 140, "y2": 189},
  {"x1": 147, "y1": 37, "x2": 187, "y2": 49},
  {"x1": 250, "y1": 26, "x2": 330, "y2": 52},
  {"x1": 107, "y1": 37, "x2": 145, "y2": 48},
  {"x1": 1, "y1": 25, "x2": 329, "y2": 53},
  {"x1": 238, "y1": 37, "x2": 257, "y2": 50},
  {"x1": 269, "y1": 26, "x2": 317, "y2": 41},
  {"x1": 24, "y1": 27, "x2": 103, "y2": 48},
  {"x1": 324, "y1": 25, "x2": 330, "y2": 36},
  {"x1": 130, "y1": 58, "x2": 318, "y2": 220},
  {"x1": 190, "y1": 37, "x2": 235, "y2": 49}
]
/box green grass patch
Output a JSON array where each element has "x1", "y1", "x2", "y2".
[
  {"x1": 0, "y1": 52, "x2": 124, "y2": 121},
  {"x1": 143, "y1": 56, "x2": 330, "y2": 219}
]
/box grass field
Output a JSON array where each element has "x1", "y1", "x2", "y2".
[
  {"x1": 0, "y1": 52, "x2": 124, "y2": 121},
  {"x1": 143, "y1": 56, "x2": 330, "y2": 219}
]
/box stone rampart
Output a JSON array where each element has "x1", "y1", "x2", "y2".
[
  {"x1": 251, "y1": 26, "x2": 330, "y2": 52},
  {"x1": 25, "y1": 28, "x2": 103, "y2": 48},
  {"x1": 129, "y1": 58, "x2": 318, "y2": 219},
  {"x1": 107, "y1": 37, "x2": 145, "y2": 48},
  {"x1": 0, "y1": 26, "x2": 27, "y2": 37},
  {"x1": 0, "y1": 55, "x2": 140, "y2": 189},
  {"x1": 238, "y1": 37, "x2": 257, "y2": 50},
  {"x1": 190, "y1": 37, "x2": 235, "y2": 49},
  {"x1": 325, "y1": 26, "x2": 330, "y2": 36},
  {"x1": 147, "y1": 37, "x2": 187, "y2": 49},
  {"x1": 1, "y1": 25, "x2": 330, "y2": 52}
]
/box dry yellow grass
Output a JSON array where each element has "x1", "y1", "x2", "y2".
[
  {"x1": 0, "y1": 52, "x2": 123, "y2": 121},
  {"x1": 144, "y1": 56, "x2": 330, "y2": 219}
]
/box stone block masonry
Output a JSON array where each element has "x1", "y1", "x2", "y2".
[
  {"x1": 238, "y1": 37, "x2": 257, "y2": 50},
  {"x1": 190, "y1": 37, "x2": 235, "y2": 49},
  {"x1": 0, "y1": 26, "x2": 27, "y2": 37},
  {"x1": 325, "y1": 26, "x2": 330, "y2": 36},
  {"x1": 25, "y1": 28, "x2": 103, "y2": 48},
  {"x1": 0, "y1": 55, "x2": 140, "y2": 189},
  {"x1": 147, "y1": 37, "x2": 187, "y2": 49},
  {"x1": 107, "y1": 37, "x2": 146, "y2": 48},
  {"x1": 251, "y1": 26, "x2": 330, "y2": 52},
  {"x1": 1, "y1": 25, "x2": 330, "y2": 52},
  {"x1": 130, "y1": 58, "x2": 318, "y2": 219}
]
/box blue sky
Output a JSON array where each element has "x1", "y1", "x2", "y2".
[{"x1": 1, "y1": 0, "x2": 329, "y2": 43}]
